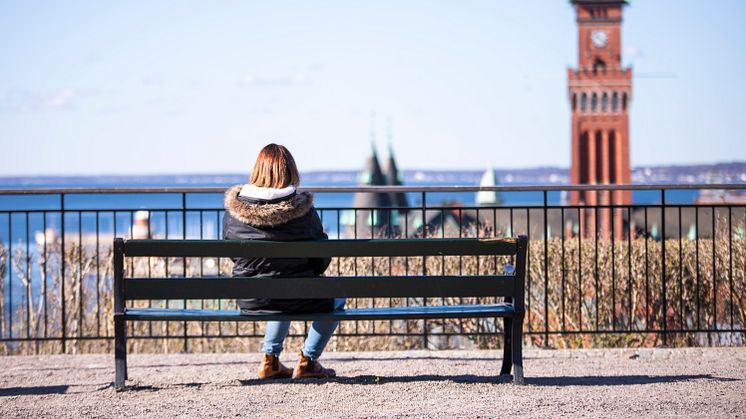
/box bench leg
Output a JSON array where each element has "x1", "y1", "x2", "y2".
[
  {"x1": 114, "y1": 315, "x2": 127, "y2": 389},
  {"x1": 499, "y1": 317, "x2": 512, "y2": 376},
  {"x1": 511, "y1": 314, "x2": 525, "y2": 385}
]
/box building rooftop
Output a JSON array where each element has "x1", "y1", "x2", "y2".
[{"x1": 352, "y1": 145, "x2": 391, "y2": 209}]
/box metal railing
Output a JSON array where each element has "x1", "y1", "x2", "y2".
[{"x1": 0, "y1": 183, "x2": 744, "y2": 353}]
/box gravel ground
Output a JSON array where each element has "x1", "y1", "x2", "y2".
[{"x1": 1, "y1": 348, "x2": 744, "y2": 418}]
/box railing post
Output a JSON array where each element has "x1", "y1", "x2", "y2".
[
  {"x1": 543, "y1": 190, "x2": 549, "y2": 347},
  {"x1": 661, "y1": 189, "x2": 667, "y2": 346},
  {"x1": 7, "y1": 213, "x2": 12, "y2": 342},
  {"x1": 182, "y1": 192, "x2": 188, "y2": 353},
  {"x1": 60, "y1": 193, "x2": 66, "y2": 354},
  {"x1": 421, "y1": 191, "x2": 427, "y2": 349}
]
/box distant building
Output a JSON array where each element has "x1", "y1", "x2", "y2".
[
  {"x1": 410, "y1": 166, "x2": 501, "y2": 238},
  {"x1": 384, "y1": 144, "x2": 409, "y2": 209},
  {"x1": 411, "y1": 202, "x2": 480, "y2": 238},
  {"x1": 568, "y1": 0, "x2": 632, "y2": 238},
  {"x1": 696, "y1": 189, "x2": 746, "y2": 205},
  {"x1": 345, "y1": 145, "x2": 393, "y2": 238}
]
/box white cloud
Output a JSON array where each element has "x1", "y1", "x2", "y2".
[
  {"x1": 43, "y1": 88, "x2": 75, "y2": 109},
  {"x1": 237, "y1": 72, "x2": 311, "y2": 87},
  {"x1": 0, "y1": 88, "x2": 77, "y2": 112},
  {"x1": 140, "y1": 74, "x2": 165, "y2": 87}
]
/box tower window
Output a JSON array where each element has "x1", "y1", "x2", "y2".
[
  {"x1": 580, "y1": 93, "x2": 588, "y2": 112},
  {"x1": 589, "y1": 8, "x2": 608, "y2": 20},
  {"x1": 611, "y1": 92, "x2": 619, "y2": 112},
  {"x1": 622, "y1": 93, "x2": 628, "y2": 111},
  {"x1": 601, "y1": 93, "x2": 608, "y2": 112},
  {"x1": 591, "y1": 93, "x2": 598, "y2": 112},
  {"x1": 593, "y1": 59, "x2": 607, "y2": 74},
  {"x1": 572, "y1": 93, "x2": 577, "y2": 110}
]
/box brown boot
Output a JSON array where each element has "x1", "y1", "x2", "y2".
[
  {"x1": 258, "y1": 353, "x2": 292, "y2": 379},
  {"x1": 292, "y1": 352, "x2": 336, "y2": 379}
]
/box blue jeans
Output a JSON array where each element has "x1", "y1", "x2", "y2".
[{"x1": 262, "y1": 298, "x2": 346, "y2": 360}]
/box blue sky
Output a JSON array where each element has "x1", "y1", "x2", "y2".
[{"x1": 1, "y1": 0, "x2": 745, "y2": 175}]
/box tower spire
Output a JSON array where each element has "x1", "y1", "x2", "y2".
[{"x1": 369, "y1": 110, "x2": 376, "y2": 148}]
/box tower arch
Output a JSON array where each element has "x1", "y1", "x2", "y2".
[{"x1": 591, "y1": 92, "x2": 598, "y2": 112}]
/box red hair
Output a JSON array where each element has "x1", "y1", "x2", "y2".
[{"x1": 249, "y1": 144, "x2": 300, "y2": 188}]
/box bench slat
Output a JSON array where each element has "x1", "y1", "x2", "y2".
[
  {"x1": 123, "y1": 276, "x2": 515, "y2": 300},
  {"x1": 122, "y1": 303, "x2": 515, "y2": 321},
  {"x1": 123, "y1": 238, "x2": 518, "y2": 258}
]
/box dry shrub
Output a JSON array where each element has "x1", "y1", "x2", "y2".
[
  {"x1": 1, "y1": 231, "x2": 744, "y2": 355},
  {"x1": 525, "y1": 237, "x2": 745, "y2": 348}
]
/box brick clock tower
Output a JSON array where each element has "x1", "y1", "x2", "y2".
[{"x1": 568, "y1": 0, "x2": 632, "y2": 237}]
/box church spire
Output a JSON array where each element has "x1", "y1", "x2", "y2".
[{"x1": 383, "y1": 122, "x2": 409, "y2": 208}]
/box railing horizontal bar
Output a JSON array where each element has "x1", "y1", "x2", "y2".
[
  {"x1": 123, "y1": 276, "x2": 516, "y2": 300},
  {"x1": 0, "y1": 336, "x2": 110, "y2": 342},
  {"x1": 1, "y1": 183, "x2": 745, "y2": 195},
  {"x1": 1, "y1": 203, "x2": 744, "y2": 214},
  {"x1": 123, "y1": 238, "x2": 518, "y2": 257},
  {"x1": 2, "y1": 328, "x2": 744, "y2": 343}
]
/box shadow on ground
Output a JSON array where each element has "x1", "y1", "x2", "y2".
[
  {"x1": 102, "y1": 373, "x2": 743, "y2": 393},
  {"x1": 232, "y1": 373, "x2": 738, "y2": 387},
  {"x1": 327, "y1": 356, "x2": 536, "y2": 363},
  {"x1": 0, "y1": 385, "x2": 69, "y2": 397},
  {"x1": 526, "y1": 375, "x2": 740, "y2": 386}
]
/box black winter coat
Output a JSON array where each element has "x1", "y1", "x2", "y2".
[{"x1": 222, "y1": 184, "x2": 333, "y2": 313}]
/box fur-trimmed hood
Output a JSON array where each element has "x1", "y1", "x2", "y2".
[{"x1": 224, "y1": 184, "x2": 314, "y2": 228}]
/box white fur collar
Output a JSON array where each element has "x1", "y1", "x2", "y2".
[
  {"x1": 239, "y1": 184, "x2": 296, "y2": 201},
  {"x1": 225, "y1": 185, "x2": 313, "y2": 227}
]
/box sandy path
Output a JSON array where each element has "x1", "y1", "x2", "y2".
[{"x1": 1, "y1": 348, "x2": 745, "y2": 418}]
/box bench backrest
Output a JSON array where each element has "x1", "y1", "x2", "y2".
[{"x1": 114, "y1": 237, "x2": 527, "y2": 313}]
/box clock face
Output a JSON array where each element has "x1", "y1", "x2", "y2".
[{"x1": 591, "y1": 30, "x2": 608, "y2": 48}]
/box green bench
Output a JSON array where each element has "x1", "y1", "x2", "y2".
[{"x1": 113, "y1": 236, "x2": 527, "y2": 388}]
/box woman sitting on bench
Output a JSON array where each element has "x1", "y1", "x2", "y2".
[{"x1": 223, "y1": 143, "x2": 344, "y2": 380}]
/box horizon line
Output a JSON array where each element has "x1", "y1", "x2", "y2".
[{"x1": 0, "y1": 160, "x2": 745, "y2": 179}]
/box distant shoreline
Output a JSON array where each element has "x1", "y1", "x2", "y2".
[{"x1": 1, "y1": 161, "x2": 745, "y2": 187}]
